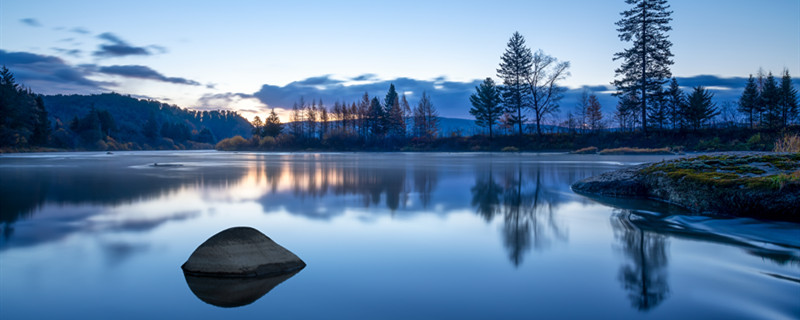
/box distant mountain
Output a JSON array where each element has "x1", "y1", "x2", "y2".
[
  {"x1": 43, "y1": 93, "x2": 252, "y2": 149},
  {"x1": 437, "y1": 117, "x2": 569, "y2": 136}
]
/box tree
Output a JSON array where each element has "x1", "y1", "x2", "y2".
[
  {"x1": 586, "y1": 93, "x2": 604, "y2": 131},
  {"x1": 761, "y1": 72, "x2": 780, "y2": 128},
  {"x1": 647, "y1": 85, "x2": 668, "y2": 130},
  {"x1": 289, "y1": 101, "x2": 304, "y2": 137},
  {"x1": 385, "y1": 85, "x2": 405, "y2": 137},
  {"x1": 368, "y1": 97, "x2": 385, "y2": 137},
  {"x1": 497, "y1": 32, "x2": 533, "y2": 135},
  {"x1": 528, "y1": 50, "x2": 569, "y2": 135},
  {"x1": 684, "y1": 86, "x2": 718, "y2": 130},
  {"x1": 469, "y1": 77, "x2": 504, "y2": 139},
  {"x1": 738, "y1": 75, "x2": 759, "y2": 128},
  {"x1": 30, "y1": 95, "x2": 52, "y2": 146},
  {"x1": 778, "y1": 69, "x2": 798, "y2": 126},
  {"x1": 319, "y1": 101, "x2": 329, "y2": 137},
  {"x1": 613, "y1": 0, "x2": 674, "y2": 134},
  {"x1": 263, "y1": 109, "x2": 283, "y2": 137},
  {"x1": 414, "y1": 91, "x2": 439, "y2": 138},
  {"x1": 251, "y1": 116, "x2": 264, "y2": 137},
  {"x1": 306, "y1": 100, "x2": 318, "y2": 139}
]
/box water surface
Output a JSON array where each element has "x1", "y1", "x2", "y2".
[{"x1": 1, "y1": 151, "x2": 798, "y2": 319}]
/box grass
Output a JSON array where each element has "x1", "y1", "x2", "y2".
[
  {"x1": 774, "y1": 133, "x2": 800, "y2": 153},
  {"x1": 598, "y1": 147, "x2": 673, "y2": 155},
  {"x1": 643, "y1": 154, "x2": 800, "y2": 190},
  {"x1": 571, "y1": 146, "x2": 598, "y2": 154}
]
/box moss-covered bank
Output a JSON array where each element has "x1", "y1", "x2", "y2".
[{"x1": 571, "y1": 153, "x2": 800, "y2": 221}]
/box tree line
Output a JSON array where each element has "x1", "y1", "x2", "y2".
[{"x1": 226, "y1": 85, "x2": 441, "y2": 150}]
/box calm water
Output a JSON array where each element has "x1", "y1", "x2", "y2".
[{"x1": 0, "y1": 151, "x2": 798, "y2": 319}]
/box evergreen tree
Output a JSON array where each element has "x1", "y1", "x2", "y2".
[
  {"x1": 684, "y1": 86, "x2": 718, "y2": 130},
  {"x1": 778, "y1": 69, "x2": 798, "y2": 126},
  {"x1": 143, "y1": 111, "x2": 159, "y2": 141},
  {"x1": 613, "y1": 0, "x2": 674, "y2": 134},
  {"x1": 264, "y1": 109, "x2": 283, "y2": 137},
  {"x1": 647, "y1": 85, "x2": 668, "y2": 130},
  {"x1": 368, "y1": 97, "x2": 385, "y2": 136},
  {"x1": 761, "y1": 72, "x2": 781, "y2": 128},
  {"x1": 738, "y1": 75, "x2": 759, "y2": 128},
  {"x1": 497, "y1": 32, "x2": 533, "y2": 135},
  {"x1": 306, "y1": 100, "x2": 318, "y2": 139},
  {"x1": 469, "y1": 77, "x2": 503, "y2": 139},
  {"x1": 30, "y1": 95, "x2": 52, "y2": 146},
  {"x1": 575, "y1": 90, "x2": 590, "y2": 133},
  {"x1": 664, "y1": 78, "x2": 685, "y2": 129}
]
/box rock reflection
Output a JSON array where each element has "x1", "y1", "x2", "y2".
[
  {"x1": 183, "y1": 271, "x2": 300, "y2": 308},
  {"x1": 471, "y1": 163, "x2": 568, "y2": 266},
  {"x1": 611, "y1": 210, "x2": 670, "y2": 311}
]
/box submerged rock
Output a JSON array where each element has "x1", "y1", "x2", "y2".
[{"x1": 181, "y1": 226, "x2": 306, "y2": 277}]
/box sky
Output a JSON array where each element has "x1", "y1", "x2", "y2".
[{"x1": 1, "y1": 0, "x2": 799, "y2": 121}]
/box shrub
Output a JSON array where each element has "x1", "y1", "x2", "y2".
[
  {"x1": 501, "y1": 146, "x2": 519, "y2": 152},
  {"x1": 215, "y1": 135, "x2": 249, "y2": 151}
]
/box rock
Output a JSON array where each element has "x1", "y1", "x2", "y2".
[
  {"x1": 181, "y1": 226, "x2": 306, "y2": 277},
  {"x1": 571, "y1": 154, "x2": 800, "y2": 221},
  {"x1": 184, "y1": 270, "x2": 300, "y2": 308}
]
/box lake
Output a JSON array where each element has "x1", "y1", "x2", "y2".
[{"x1": 0, "y1": 151, "x2": 798, "y2": 319}]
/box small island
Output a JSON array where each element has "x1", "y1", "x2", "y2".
[{"x1": 571, "y1": 153, "x2": 800, "y2": 221}]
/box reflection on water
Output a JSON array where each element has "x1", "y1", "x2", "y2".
[
  {"x1": 1, "y1": 152, "x2": 799, "y2": 319},
  {"x1": 612, "y1": 210, "x2": 670, "y2": 311},
  {"x1": 183, "y1": 271, "x2": 301, "y2": 308},
  {"x1": 471, "y1": 163, "x2": 568, "y2": 266}
]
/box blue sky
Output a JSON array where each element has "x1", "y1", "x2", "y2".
[{"x1": 1, "y1": 0, "x2": 798, "y2": 120}]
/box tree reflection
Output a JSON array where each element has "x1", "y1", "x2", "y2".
[
  {"x1": 611, "y1": 209, "x2": 670, "y2": 311},
  {"x1": 471, "y1": 163, "x2": 568, "y2": 267}
]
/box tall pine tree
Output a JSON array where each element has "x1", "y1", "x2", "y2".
[
  {"x1": 613, "y1": 0, "x2": 674, "y2": 134},
  {"x1": 738, "y1": 75, "x2": 759, "y2": 128},
  {"x1": 469, "y1": 77, "x2": 503, "y2": 139},
  {"x1": 685, "y1": 86, "x2": 718, "y2": 131},
  {"x1": 497, "y1": 32, "x2": 532, "y2": 135},
  {"x1": 778, "y1": 69, "x2": 798, "y2": 127}
]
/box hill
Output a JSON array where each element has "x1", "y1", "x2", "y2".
[{"x1": 42, "y1": 93, "x2": 252, "y2": 150}]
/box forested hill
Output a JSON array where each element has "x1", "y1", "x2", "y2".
[{"x1": 42, "y1": 93, "x2": 252, "y2": 150}]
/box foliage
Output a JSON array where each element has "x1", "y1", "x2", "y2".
[
  {"x1": 497, "y1": 32, "x2": 532, "y2": 135},
  {"x1": 571, "y1": 146, "x2": 598, "y2": 154},
  {"x1": 469, "y1": 77, "x2": 503, "y2": 139},
  {"x1": 684, "y1": 86, "x2": 718, "y2": 130},
  {"x1": 613, "y1": 0, "x2": 674, "y2": 133}
]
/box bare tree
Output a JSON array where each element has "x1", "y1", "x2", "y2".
[{"x1": 527, "y1": 50, "x2": 570, "y2": 135}]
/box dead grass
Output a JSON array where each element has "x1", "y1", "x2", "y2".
[
  {"x1": 571, "y1": 146, "x2": 598, "y2": 154},
  {"x1": 773, "y1": 133, "x2": 800, "y2": 153},
  {"x1": 598, "y1": 147, "x2": 673, "y2": 155}
]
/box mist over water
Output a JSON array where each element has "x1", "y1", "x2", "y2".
[{"x1": 1, "y1": 151, "x2": 797, "y2": 319}]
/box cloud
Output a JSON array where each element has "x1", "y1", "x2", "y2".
[
  {"x1": 351, "y1": 73, "x2": 378, "y2": 81},
  {"x1": 252, "y1": 76, "x2": 482, "y2": 118},
  {"x1": 70, "y1": 27, "x2": 90, "y2": 34},
  {"x1": 20, "y1": 18, "x2": 41, "y2": 27},
  {"x1": 0, "y1": 50, "x2": 108, "y2": 94},
  {"x1": 93, "y1": 32, "x2": 151, "y2": 58},
  {"x1": 251, "y1": 74, "x2": 787, "y2": 120},
  {"x1": 96, "y1": 65, "x2": 200, "y2": 85},
  {"x1": 52, "y1": 47, "x2": 82, "y2": 58}
]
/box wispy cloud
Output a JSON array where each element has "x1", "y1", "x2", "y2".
[
  {"x1": 96, "y1": 65, "x2": 200, "y2": 86},
  {"x1": 19, "y1": 18, "x2": 41, "y2": 27},
  {"x1": 70, "y1": 27, "x2": 90, "y2": 34},
  {"x1": 0, "y1": 50, "x2": 109, "y2": 94},
  {"x1": 93, "y1": 32, "x2": 151, "y2": 58}
]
